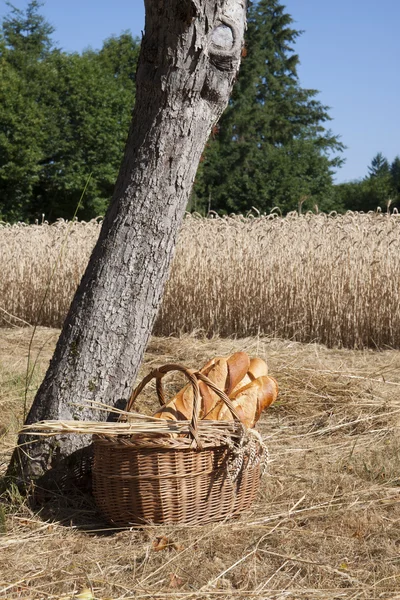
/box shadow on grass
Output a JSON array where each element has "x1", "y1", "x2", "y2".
[{"x1": 1, "y1": 445, "x2": 123, "y2": 536}]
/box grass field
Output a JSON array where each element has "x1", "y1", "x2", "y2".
[
  {"x1": 1, "y1": 328, "x2": 400, "y2": 599},
  {"x1": 2, "y1": 211, "x2": 400, "y2": 348}
]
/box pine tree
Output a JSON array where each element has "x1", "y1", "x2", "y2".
[
  {"x1": 193, "y1": 0, "x2": 344, "y2": 214},
  {"x1": 367, "y1": 152, "x2": 390, "y2": 178},
  {"x1": 364, "y1": 153, "x2": 393, "y2": 209},
  {"x1": 2, "y1": 0, "x2": 54, "y2": 61},
  {"x1": 390, "y1": 156, "x2": 400, "y2": 195}
]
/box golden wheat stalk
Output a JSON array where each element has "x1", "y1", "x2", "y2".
[{"x1": 2, "y1": 211, "x2": 400, "y2": 348}]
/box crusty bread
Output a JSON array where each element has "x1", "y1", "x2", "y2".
[
  {"x1": 153, "y1": 384, "x2": 194, "y2": 421},
  {"x1": 230, "y1": 373, "x2": 252, "y2": 394},
  {"x1": 248, "y1": 357, "x2": 268, "y2": 380},
  {"x1": 217, "y1": 375, "x2": 278, "y2": 427},
  {"x1": 198, "y1": 357, "x2": 228, "y2": 418},
  {"x1": 153, "y1": 353, "x2": 247, "y2": 421},
  {"x1": 202, "y1": 352, "x2": 250, "y2": 419},
  {"x1": 153, "y1": 352, "x2": 276, "y2": 428},
  {"x1": 226, "y1": 352, "x2": 251, "y2": 395},
  {"x1": 230, "y1": 357, "x2": 268, "y2": 395},
  {"x1": 251, "y1": 375, "x2": 278, "y2": 423}
]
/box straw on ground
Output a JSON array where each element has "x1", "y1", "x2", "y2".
[{"x1": 1, "y1": 328, "x2": 400, "y2": 599}]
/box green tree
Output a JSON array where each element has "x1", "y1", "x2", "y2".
[
  {"x1": 0, "y1": 1, "x2": 53, "y2": 221},
  {"x1": 99, "y1": 32, "x2": 140, "y2": 85},
  {"x1": 0, "y1": 0, "x2": 140, "y2": 222},
  {"x1": 365, "y1": 152, "x2": 393, "y2": 209},
  {"x1": 2, "y1": 0, "x2": 54, "y2": 60},
  {"x1": 332, "y1": 179, "x2": 375, "y2": 213},
  {"x1": 390, "y1": 156, "x2": 400, "y2": 196},
  {"x1": 34, "y1": 41, "x2": 139, "y2": 220},
  {"x1": 193, "y1": 0, "x2": 344, "y2": 214},
  {"x1": 367, "y1": 152, "x2": 389, "y2": 178},
  {"x1": 333, "y1": 153, "x2": 400, "y2": 213}
]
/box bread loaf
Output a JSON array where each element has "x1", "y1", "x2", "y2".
[
  {"x1": 230, "y1": 357, "x2": 268, "y2": 395},
  {"x1": 153, "y1": 352, "x2": 277, "y2": 428},
  {"x1": 201, "y1": 352, "x2": 250, "y2": 419},
  {"x1": 153, "y1": 352, "x2": 249, "y2": 421},
  {"x1": 217, "y1": 375, "x2": 278, "y2": 427},
  {"x1": 248, "y1": 357, "x2": 268, "y2": 379},
  {"x1": 152, "y1": 384, "x2": 194, "y2": 421}
]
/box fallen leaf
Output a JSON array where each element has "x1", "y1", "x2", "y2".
[
  {"x1": 152, "y1": 536, "x2": 169, "y2": 551},
  {"x1": 152, "y1": 536, "x2": 184, "y2": 552},
  {"x1": 169, "y1": 573, "x2": 185, "y2": 589}
]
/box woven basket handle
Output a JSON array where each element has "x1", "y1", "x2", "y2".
[{"x1": 123, "y1": 363, "x2": 242, "y2": 448}]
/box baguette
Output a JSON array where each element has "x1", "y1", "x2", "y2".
[
  {"x1": 152, "y1": 352, "x2": 276, "y2": 428},
  {"x1": 217, "y1": 375, "x2": 278, "y2": 428},
  {"x1": 152, "y1": 384, "x2": 194, "y2": 421},
  {"x1": 248, "y1": 357, "x2": 268, "y2": 379},
  {"x1": 153, "y1": 352, "x2": 249, "y2": 421},
  {"x1": 201, "y1": 352, "x2": 250, "y2": 419},
  {"x1": 230, "y1": 356, "x2": 268, "y2": 396}
]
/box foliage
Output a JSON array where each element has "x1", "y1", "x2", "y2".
[
  {"x1": 33, "y1": 48, "x2": 137, "y2": 220},
  {"x1": 0, "y1": 2, "x2": 139, "y2": 222},
  {"x1": 0, "y1": 2, "x2": 51, "y2": 221},
  {"x1": 367, "y1": 151, "x2": 390, "y2": 178},
  {"x1": 192, "y1": 0, "x2": 344, "y2": 214},
  {"x1": 0, "y1": 1, "x2": 397, "y2": 220},
  {"x1": 333, "y1": 153, "x2": 400, "y2": 212},
  {"x1": 2, "y1": 0, "x2": 54, "y2": 58}
]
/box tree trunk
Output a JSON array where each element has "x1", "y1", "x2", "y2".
[{"x1": 8, "y1": 0, "x2": 247, "y2": 486}]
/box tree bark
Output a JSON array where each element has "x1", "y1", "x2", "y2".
[{"x1": 8, "y1": 0, "x2": 247, "y2": 485}]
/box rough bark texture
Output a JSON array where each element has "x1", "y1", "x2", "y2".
[{"x1": 8, "y1": 0, "x2": 247, "y2": 485}]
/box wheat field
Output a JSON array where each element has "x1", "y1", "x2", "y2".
[{"x1": 1, "y1": 211, "x2": 400, "y2": 348}]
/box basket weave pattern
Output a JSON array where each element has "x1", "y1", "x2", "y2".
[{"x1": 92, "y1": 364, "x2": 266, "y2": 526}]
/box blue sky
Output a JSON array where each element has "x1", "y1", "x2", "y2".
[{"x1": 1, "y1": 0, "x2": 399, "y2": 183}]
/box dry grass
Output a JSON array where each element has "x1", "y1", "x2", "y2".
[
  {"x1": 1, "y1": 328, "x2": 400, "y2": 599},
  {"x1": 2, "y1": 211, "x2": 400, "y2": 348}
]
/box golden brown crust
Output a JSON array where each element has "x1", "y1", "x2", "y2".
[
  {"x1": 254, "y1": 375, "x2": 278, "y2": 423},
  {"x1": 248, "y1": 357, "x2": 268, "y2": 380},
  {"x1": 198, "y1": 380, "x2": 215, "y2": 418},
  {"x1": 153, "y1": 357, "x2": 229, "y2": 422},
  {"x1": 221, "y1": 375, "x2": 278, "y2": 427},
  {"x1": 152, "y1": 353, "x2": 277, "y2": 428},
  {"x1": 200, "y1": 357, "x2": 229, "y2": 419},
  {"x1": 230, "y1": 373, "x2": 251, "y2": 396},
  {"x1": 228, "y1": 356, "x2": 267, "y2": 396},
  {"x1": 218, "y1": 381, "x2": 258, "y2": 427},
  {"x1": 201, "y1": 356, "x2": 224, "y2": 376},
  {"x1": 153, "y1": 385, "x2": 194, "y2": 421},
  {"x1": 226, "y1": 352, "x2": 251, "y2": 396}
]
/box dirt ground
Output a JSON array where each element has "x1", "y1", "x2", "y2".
[{"x1": 1, "y1": 327, "x2": 400, "y2": 599}]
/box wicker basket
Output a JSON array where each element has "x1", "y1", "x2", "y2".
[{"x1": 92, "y1": 364, "x2": 267, "y2": 526}]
